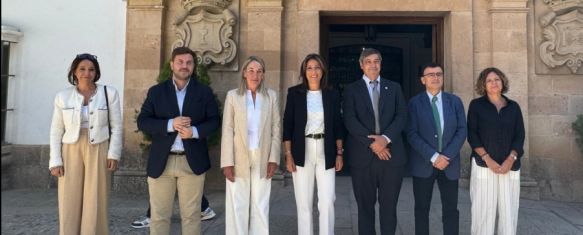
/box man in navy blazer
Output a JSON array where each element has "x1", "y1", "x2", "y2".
[
  {"x1": 343, "y1": 48, "x2": 408, "y2": 235},
  {"x1": 137, "y1": 47, "x2": 219, "y2": 235},
  {"x1": 407, "y1": 63, "x2": 466, "y2": 235}
]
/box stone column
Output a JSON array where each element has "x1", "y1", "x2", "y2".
[
  {"x1": 116, "y1": 0, "x2": 165, "y2": 194},
  {"x1": 489, "y1": 0, "x2": 538, "y2": 199},
  {"x1": 247, "y1": 0, "x2": 285, "y2": 178},
  {"x1": 296, "y1": 11, "x2": 319, "y2": 66},
  {"x1": 446, "y1": 10, "x2": 475, "y2": 186},
  {"x1": 246, "y1": 0, "x2": 283, "y2": 94}
]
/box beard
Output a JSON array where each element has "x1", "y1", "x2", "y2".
[{"x1": 173, "y1": 69, "x2": 192, "y2": 80}]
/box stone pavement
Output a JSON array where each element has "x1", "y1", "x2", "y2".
[{"x1": 2, "y1": 177, "x2": 583, "y2": 235}]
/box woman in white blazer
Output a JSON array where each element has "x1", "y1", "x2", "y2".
[
  {"x1": 221, "y1": 56, "x2": 282, "y2": 235},
  {"x1": 49, "y1": 53, "x2": 122, "y2": 235}
]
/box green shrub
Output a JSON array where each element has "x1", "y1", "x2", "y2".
[
  {"x1": 573, "y1": 114, "x2": 583, "y2": 156},
  {"x1": 195, "y1": 63, "x2": 222, "y2": 146},
  {"x1": 156, "y1": 61, "x2": 172, "y2": 83}
]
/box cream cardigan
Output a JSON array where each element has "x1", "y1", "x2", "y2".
[{"x1": 49, "y1": 85, "x2": 122, "y2": 169}]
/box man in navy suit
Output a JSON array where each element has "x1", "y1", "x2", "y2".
[
  {"x1": 343, "y1": 48, "x2": 408, "y2": 235},
  {"x1": 407, "y1": 63, "x2": 467, "y2": 235},
  {"x1": 137, "y1": 47, "x2": 219, "y2": 235}
]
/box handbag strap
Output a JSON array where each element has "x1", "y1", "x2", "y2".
[{"x1": 104, "y1": 85, "x2": 111, "y2": 136}]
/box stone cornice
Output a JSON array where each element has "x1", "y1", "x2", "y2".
[
  {"x1": 248, "y1": 0, "x2": 283, "y2": 11},
  {"x1": 1, "y1": 25, "x2": 23, "y2": 43},
  {"x1": 127, "y1": 0, "x2": 163, "y2": 8},
  {"x1": 489, "y1": 0, "x2": 529, "y2": 13},
  {"x1": 182, "y1": 0, "x2": 233, "y2": 10}
]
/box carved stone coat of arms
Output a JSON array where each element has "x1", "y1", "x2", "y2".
[
  {"x1": 172, "y1": 0, "x2": 238, "y2": 68},
  {"x1": 539, "y1": 0, "x2": 583, "y2": 74}
]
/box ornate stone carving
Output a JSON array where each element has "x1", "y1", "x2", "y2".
[
  {"x1": 539, "y1": 1, "x2": 583, "y2": 73},
  {"x1": 543, "y1": 0, "x2": 583, "y2": 12},
  {"x1": 172, "y1": 0, "x2": 238, "y2": 66}
]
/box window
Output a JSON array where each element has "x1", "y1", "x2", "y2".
[
  {"x1": 1, "y1": 41, "x2": 12, "y2": 143},
  {"x1": 1, "y1": 25, "x2": 22, "y2": 144}
]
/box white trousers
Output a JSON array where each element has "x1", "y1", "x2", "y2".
[
  {"x1": 470, "y1": 158, "x2": 520, "y2": 235},
  {"x1": 292, "y1": 138, "x2": 336, "y2": 235},
  {"x1": 225, "y1": 149, "x2": 272, "y2": 235}
]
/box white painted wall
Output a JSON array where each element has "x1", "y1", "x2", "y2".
[{"x1": 1, "y1": 0, "x2": 126, "y2": 144}]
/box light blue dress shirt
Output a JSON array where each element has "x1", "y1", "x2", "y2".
[
  {"x1": 167, "y1": 79, "x2": 199, "y2": 152},
  {"x1": 427, "y1": 91, "x2": 444, "y2": 163}
]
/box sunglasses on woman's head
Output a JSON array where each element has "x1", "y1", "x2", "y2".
[{"x1": 76, "y1": 53, "x2": 97, "y2": 60}]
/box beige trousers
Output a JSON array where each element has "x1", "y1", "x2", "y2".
[
  {"x1": 58, "y1": 129, "x2": 111, "y2": 235},
  {"x1": 470, "y1": 158, "x2": 520, "y2": 235},
  {"x1": 148, "y1": 154, "x2": 205, "y2": 235}
]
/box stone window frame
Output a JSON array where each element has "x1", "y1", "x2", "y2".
[{"x1": 1, "y1": 25, "x2": 23, "y2": 144}]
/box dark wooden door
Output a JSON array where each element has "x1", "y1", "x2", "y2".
[{"x1": 320, "y1": 16, "x2": 444, "y2": 175}]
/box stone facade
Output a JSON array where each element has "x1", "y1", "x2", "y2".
[
  {"x1": 115, "y1": 0, "x2": 582, "y2": 201},
  {"x1": 528, "y1": 0, "x2": 583, "y2": 202},
  {"x1": 4, "y1": 0, "x2": 582, "y2": 202}
]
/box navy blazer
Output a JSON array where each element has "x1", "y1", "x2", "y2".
[
  {"x1": 343, "y1": 78, "x2": 408, "y2": 168},
  {"x1": 282, "y1": 85, "x2": 344, "y2": 170},
  {"x1": 406, "y1": 91, "x2": 466, "y2": 180},
  {"x1": 137, "y1": 78, "x2": 220, "y2": 178}
]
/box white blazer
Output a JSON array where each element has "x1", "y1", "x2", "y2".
[
  {"x1": 220, "y1": 88, "x2": 282, "y2": 178},
  {"x1": 49, "y1": 84, "x2": 122, "y2": 169}
]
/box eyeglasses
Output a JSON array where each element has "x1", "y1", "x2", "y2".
[
  {"x1": 423, "y1": 72, "x2": 444, "y2": 78},
  {"x1": 76, "y1": 53, "x2": 97, "y2": 60}
]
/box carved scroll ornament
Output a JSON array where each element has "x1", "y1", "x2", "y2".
[
  {"x1": 172, "y1": 0, "x2": 237, "y2": 66},
  {"x1": 539, "y1": 1, "x2": 583, "y2": 73}
]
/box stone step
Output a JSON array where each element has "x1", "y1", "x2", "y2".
[{"x1": 521, "y1": 176, "x2": 540, "y2": 200}]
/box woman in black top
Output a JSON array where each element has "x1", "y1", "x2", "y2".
[
  {"x1": 467, "y1": 67, "x2": 525, "y2": 235},
  {"x1": 283, "y1": 53, "x2": 344, "y2": 235}
]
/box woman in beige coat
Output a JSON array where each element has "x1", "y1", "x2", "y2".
[
  {"x1": 221, "y1": 56, "x2": 281, "y2": 235},
  {"x1": 49, "y1": 53, "x2": 122, "y2": 235}
]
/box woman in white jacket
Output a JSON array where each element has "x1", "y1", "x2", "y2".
[{"x1": 49, "y1": 53, "x2": 122, "y2": 235}]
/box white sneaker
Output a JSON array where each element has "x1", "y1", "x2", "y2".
[
  {"x1": 201, "y1": 207, "x2": 216, "y2": 221},
  {"x1": 131, "y1": 216, "x2": 151, "y2": 228}
]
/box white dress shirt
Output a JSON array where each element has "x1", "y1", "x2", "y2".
[
  {"x1": 247, "y1": 90, "x2": 262, "y2": 150},
  {"x1": 362, "y1": 75, "x2": 391, "y2": 144}
]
